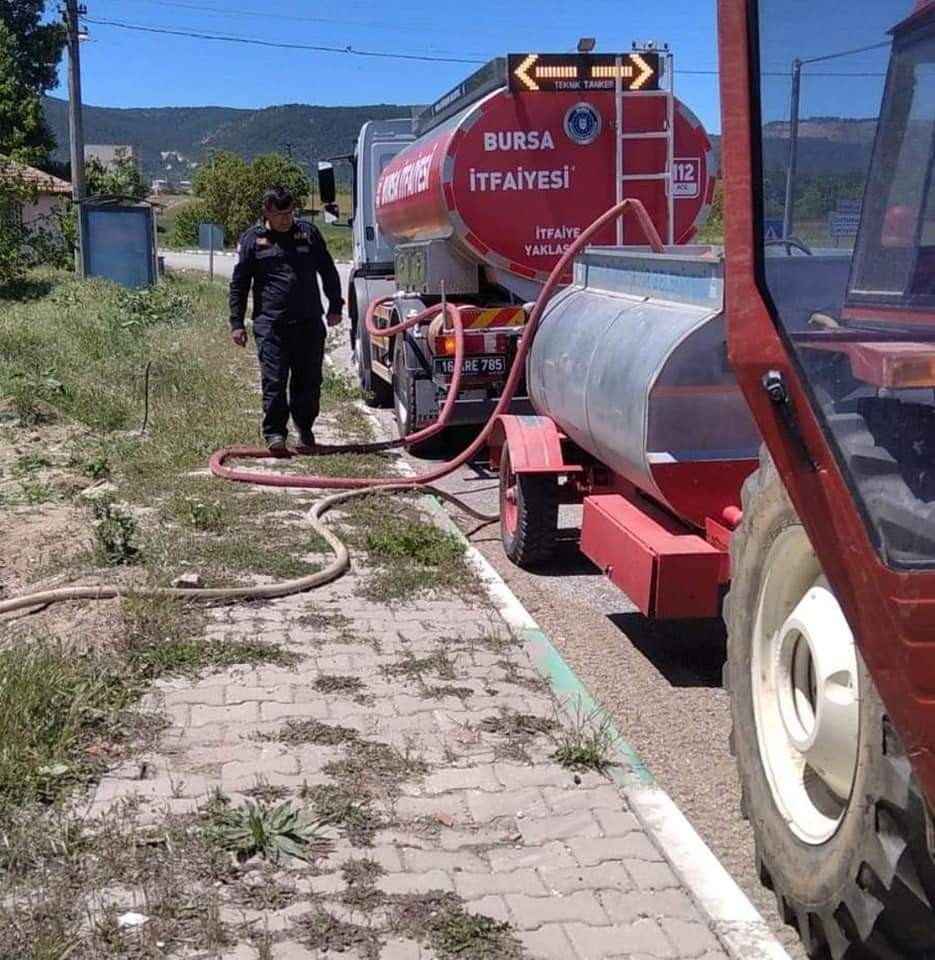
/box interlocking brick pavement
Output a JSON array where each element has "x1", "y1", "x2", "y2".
[{"x1": 84, "y1": 415, "x2": 729, "y2": 960}]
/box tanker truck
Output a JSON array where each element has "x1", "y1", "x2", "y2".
[
  {"x1": 492, "y1": 1, "x2": 935, "y2": 956},
  {"x1": 319, "y1": 48, "x2": 715, "y2": 445}
]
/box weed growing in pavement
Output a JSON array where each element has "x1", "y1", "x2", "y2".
[
  {"x1": 206, "y1": 794, "x2": 329, "y2": 865},
  {"x1": 302, "y1": 782, "x2": 383, "y2": 847},
  {"x1": 313, "y1": 673, "x2": 371, "y2": 704},
  {"x1": 552, "y1": 703, "x2": 616, "y2": 775},
  {"x1": 479, "y1": 709, "x2": 557, "y2": 763},
  {"x1": 263, "y1": 719, "x2": 361, "y2": 747},
  {"x1": 0, "y1": 802, "x2": 241, "y2": 959},
  {"x1": 320, "y1": 364, "x2": 362, "y2": 404},
  {"x1": 340, "y1": 494, "x2": 483, "y2": 604},
  {"x1": 341, "y1": 857, "x2": 385, "y2": 910},
  {"x1": 390, "y1": 891, "x2": 524, "y2": 960},
  {"x1": 122, "y1": 594, "x2": 299, "y2": 680},
  {"x1": 382, "y1": 650, "x2": 457, "y2": 682},
  {"x1": 295, "y1": 907, "x2": 383, "y2": 960},
  {"x1": 322, "y1": 736, "x2": 428, "y2": 793}
]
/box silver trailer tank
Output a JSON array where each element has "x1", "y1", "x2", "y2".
[{"x1": 527, "y1": 247, "x2": 852, "y2": 524}]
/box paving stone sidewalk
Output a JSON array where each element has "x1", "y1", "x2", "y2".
[{"x1": 85, "y1": 415, "x2": 730, "y2": 959}]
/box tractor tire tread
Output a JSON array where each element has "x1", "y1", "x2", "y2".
[{"x1": 725, "y1": 444, "x2": 935, "y2": 960}]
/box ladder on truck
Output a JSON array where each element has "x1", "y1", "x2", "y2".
[{"x1": 614, "y1": 47, "x2": 676, "y2": 247}]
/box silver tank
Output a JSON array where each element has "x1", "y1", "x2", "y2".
[
  {"x1": 528, "y1": 247, "x2": 855, "y2": 521},
  {"x1": 528, "y1": 247, "x2": 758, "y2": 521}
]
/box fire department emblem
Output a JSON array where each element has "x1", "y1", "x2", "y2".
[{"x1": 564, "y1": 103, "x2": 602, "y2": 145}]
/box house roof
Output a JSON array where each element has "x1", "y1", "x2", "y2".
[{"x1": 0, "y1": 155, "x2": 72, "y2": 195}]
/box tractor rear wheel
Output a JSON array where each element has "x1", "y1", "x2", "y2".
[{"x1": 725, "y1": 447, "x2": 935, "y2": 959}]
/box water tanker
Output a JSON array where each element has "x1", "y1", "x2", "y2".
[{"x1": 320, "y1": 49, "x2": 715, "y2": 447}]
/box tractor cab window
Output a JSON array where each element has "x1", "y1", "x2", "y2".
[
  {"x1": 852, "y1": 33, "x2": 935, "y2": 302},
  {"x1": 754, "y1": 1, "x2": 935, "y2": 569}
]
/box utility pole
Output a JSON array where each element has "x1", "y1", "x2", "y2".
[
  {"x1": 284, "y1": 143, "x2": 294, "y2": 159},
  {"x1": 63, "y1": 0, "x2": 87, "y2": 276},
  {"x1": 781, "y1": 58, "x2": 802, "y2": 242}
]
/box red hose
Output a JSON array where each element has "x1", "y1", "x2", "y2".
[{"x1": 209, "y1": 199, "x2": 663, "y2": 490}]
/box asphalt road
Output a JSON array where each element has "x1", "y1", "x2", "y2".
[{"x1": 164, "y1": 249, "x2": 805, "y2": 958}]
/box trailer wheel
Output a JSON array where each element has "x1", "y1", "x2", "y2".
[
  {"x1": 726, "y1": 446, "x2": 935, "y2": 959},
  {"x1": 356, "y1": 314, "x2": 392, "y2": 408},
  {"x1": 499, "y1": 444, "x2": 559, "y2": 568}
]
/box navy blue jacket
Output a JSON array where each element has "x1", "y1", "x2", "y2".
[{"x1": 228, "y1": 219, "x2": 343, "y2": 331}]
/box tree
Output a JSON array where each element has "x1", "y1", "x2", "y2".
[
  {"x1": 0, "y1": 4, "x2": 65, "y2": 165},
  {"x1": 193, "y1": 150, "x2": 311, "y2": 244},
  {"x1": 85, "y1": 148, "x2": 148, "y2": 200}
]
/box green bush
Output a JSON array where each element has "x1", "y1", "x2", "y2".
[{"x1": 168, "y1": 199, "x2": 209, "y2": 248}]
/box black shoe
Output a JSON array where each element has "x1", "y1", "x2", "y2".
[
  {"x1": 297, "y1": 430, "x2": 316, "y2": 453},
  {"x1": 266, "y1": 435, "x2": 288, "y2": 454}
]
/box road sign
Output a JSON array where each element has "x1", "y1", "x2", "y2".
[
  {"x1": 829, "y1": 211, "x2": 861, "y2": 240},
  {"x1": 198, "y1": 222, "x2": 224, "y2": 251},
  {"x1": 508, "y1": 52, "x2": 661, "y2": 94},
  {"x1": 198, "y1": 222, "x2": 224, "y2": 281},
  {"x1": 764, "y1": 219, "x2": 784, "y2": 241}
]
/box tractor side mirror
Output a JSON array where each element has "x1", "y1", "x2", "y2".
[
  {"x1": 317, "y1": 161, "x2": 336, "y2": 206},
  {"x1": 323, "y1": 202, "x2": 340, "y2": 224}
]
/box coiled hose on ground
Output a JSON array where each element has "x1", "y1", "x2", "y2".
[{"x1": 0, "y1": 200, "x2": 663, "y2": 616}]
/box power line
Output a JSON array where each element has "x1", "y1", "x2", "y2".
[
  {"x1": 82, "y1": 17, "x2": 889, "y2": 79},
  {"x1": 116, "y1": 0, "x2": 495, "y2": 40},
  {"x1": 83, "y1": 16, "x2": 489, "y2": 64}
]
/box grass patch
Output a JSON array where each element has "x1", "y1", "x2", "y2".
[
  {"x1": 341, "y1": 495, "x2": 482, "y2": 604},
  {"x1": 0, "y1": 595, "x2": 298, "y2": 821},
  {"x1": 292, "y1": 451, "x2": 393, "y2": 479},
  {"x1": 552, "y1": 705, "x2": 615, "y2": 775},
  {"x1": 0, "y1": 638, "x2": 136, "y2": 814},
  {"x1": 123, "y1": 594, "x2": 299, "y2": 679}
]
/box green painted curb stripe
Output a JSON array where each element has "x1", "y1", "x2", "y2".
[{"x1": 423, "y1": 494, "x2": 655, "y2": 787}]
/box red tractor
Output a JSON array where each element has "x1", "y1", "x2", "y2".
[{"x1": 493, "y1": 1, "x2": 935, "y2": 954}]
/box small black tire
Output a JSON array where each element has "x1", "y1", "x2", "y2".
[
  {"x1": 392, "y1": 336, "x2": 444, "y2": 457},
  {"x1": 499, "y1": 444, "x2": 559, "y2": 568},
  {"x1": 356, "y1": 314, "x2": 392, "y2": 408},
  {"x1": 726, "y1": 445, "x2": 935, "y2": 959}
]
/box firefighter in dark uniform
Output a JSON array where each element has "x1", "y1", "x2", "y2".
[{"x1": 228, "y1": 185, "x2": 344, "y2": 453}]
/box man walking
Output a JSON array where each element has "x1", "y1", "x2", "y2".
[{"x1": 229, "y1": 185, "x2": 344, "y2": 453}]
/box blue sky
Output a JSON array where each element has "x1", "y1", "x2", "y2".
[{"x1": 45, "y1": 0, "x2": 903, "y2": 134}]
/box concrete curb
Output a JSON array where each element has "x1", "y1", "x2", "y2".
[{"x1": 352, "y1": 398, "x2": 792, "y2": 960}]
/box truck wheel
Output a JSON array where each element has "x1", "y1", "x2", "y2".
[
  {"x1": 499, "y1": 444, "x2": 559, "y2": 568},
  {"x1": 725, "y1": 447, "x2": 935, "y2": 959},
  {"x1": 356, "y1": 315, "x2": 392, "y2": 408},
  {"x1": 392, "y1": 336, "x2": 443, "y2": 456}
]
